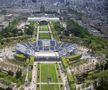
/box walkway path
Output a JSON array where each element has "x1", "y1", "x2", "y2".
[
  {"x1": 36, "y1": 26, "x2": 39, "y2": 40},
  {"x1": 58, "y1": 63, "x2": 70, "y2": 90},
  {"x1": 30, "y1": 62, "x2": 37, "y2": 90},
  {"x1": 24, "y1": 67, "x2": 30, "y2": 90},
  {"x1": 48, "y1": 24, "x2": 54, "y2": 40},
  {"x1": 25, "y1": 67, "x2": 28, "y2": 82}
]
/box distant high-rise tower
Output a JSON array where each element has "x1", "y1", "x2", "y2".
[
  {"x1": 60, "y1": 0, "x2": 65, "y2": 3},
  {"x1": 22, "y1": 0, "x2": 25, "y2": 6},
  {"x1": 64, "y1": 0, "x2": 67, "y2": 4},
  {"x1": 104, "y1": 0, "x2": 108, "y2": 12},
  {"x1": 103, "y1": 0, "x2": 108, "y2": 19},
  {"x1": 32, "y1": 0, "x2": 37, "y2": 3},
  {"x1": 40, "y1": 2, "x2": 45, "y2": 13}
]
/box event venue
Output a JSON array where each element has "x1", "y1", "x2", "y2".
[
  {"x1": 16, "y1": 16, "x2": 77, "y2": 61},
  {"x1": 0, "y1": 1, "x2": 108, "y2": 90}
]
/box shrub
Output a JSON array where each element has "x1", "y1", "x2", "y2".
[
  {"x1": 70, "y1": 84, "x2": 76, "y2": 90},
  {"x1": 8, "y1": 71, "x2": 14, "y2": 76},
  {"x1": 68, "y1": 54, "x2": 81, "y2": 61},
  {"x1": 67, "y1": 74, "x2": 76, "y2": 90},
  {"x1": 61, "y1": 57, "x2": 68, "y2": 69},
  {"x1": 29, "y1": 56, "x2": 34, "y2": 66},
  {"x1": 67, "y1": 74, "x2": 75, "y2": 84},
  {"x1": 15, "y1": 54, "x2": 26, "y2": 61}
]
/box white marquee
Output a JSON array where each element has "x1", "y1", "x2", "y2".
[
  {"x1": 28, "y1": 17, "x2": 60, "y2": 22},
  {"x1": 35, "y1": 52, "x2": 59, "y2": 58}
]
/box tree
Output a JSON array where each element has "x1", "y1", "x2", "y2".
[
  {"x1": 66, "y1": 20, "x2": 90, "y2": 38},
  {"x1": 104, "y1": 59, "x2": 108, "y2": 70},
  {"x1": 90, "y1": 70, "x2": 108, "y2": 90},
  {"x1": 6, "y1": 87, "x2": 12, "y2": 90},
  {"x1": 16, "y1": 70, "x2": 22, "y2": 79},
  {"x1": 8, "y1": 71, "x2": 14, "y2": 76},
  {"x1": 96, "y1": 76, "x2": 108, "y2": 90}
]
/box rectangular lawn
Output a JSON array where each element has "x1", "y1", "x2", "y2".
[
  {"x1": 40, "y1": 64, "x2": 58, "y2": 82},
  {"x1": 40, "y1": 25, "x2": 49, "y2": 31},
  {"x1": 39, "y1": 33, "x2": 51, "y2": 39},
  {"x1": 41, "y1": 84, "x2": 59, "y2": 90}
]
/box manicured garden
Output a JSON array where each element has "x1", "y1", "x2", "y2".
[
  {"x1": 41, "y1": 84, "x2": 60, "y2": 90},
  {"x1": 67, "y1": 74, "x2": 76, "y2": 90},
  {"x1": 40, "y1": 64, "x2": 58, "y2": 82},
  {"x1": 36, "y1": 84, "x2": 61, "y2": 90},
  {"x1": 50, "y1": 22, "x2": 62, "y2": 42},
  {"x1": 40, "y1": 25, "x2": 49, "y2": 31},
  {"x1": 61, "y1": 57, "x2": 69, "y2": 70},
  {"x1": 39, "y1": 33, "x2": 51, "y2": 39},
  {"x1": 61, "y1": 57, "x2": 77, "y2": 89},
  {"x1": 67, "y1": 54, "x2": 81, "y2": 62},
  {"x1": 28, "y1": 70, "x2": 32, "y2": 82},
  {"x1": 15, "y1": 53, "x2": 26, "y2": 61},
  {"x1": 36, "y1": 63, "x2": 63, "y2": 90}
]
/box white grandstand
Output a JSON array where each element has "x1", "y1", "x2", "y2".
[{"x1": 16, "y1": 40, "x2": 77, "y2": 61}]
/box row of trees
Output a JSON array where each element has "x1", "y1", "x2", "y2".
[
  {"x1": 66, "y1": 20, "x2": 90, "y2": 38},
  {"x1": 25, "y1": 21, "x2": 35, "y2": 35},
  {"x1": 0, "y1": 69, "x2": 24, "y2": 87},
  {"x1": 50, "y1": 22, "x2": 64, "y2": 41},
  {"x1": 60, "y1": 20, "x2": 108, "y2": 90},
  {"x1": 0, "y1": 19, "x2": 18, "y2": 38},
  {"x1": 64, "y1": 20, "x2": 108, "y2": 58},
  {"x1": 0, "y1": 20, "x2": 36, "y2": 48},
  {"x1": 88, "y1": 70, "x2": 108, "y2": 90},
  {"x1": 52, "y1": 20, "x2": 108, "y2": 58}
]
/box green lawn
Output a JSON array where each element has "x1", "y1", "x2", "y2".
[
  {"x1": 41, "y1": 84, "x2": 59, "y2": 90},
  {"x1": 37, "y1": 63, "x2": 64, "y2": 90},
  {"x1": 40, "y1": 64, "x2": 58, "y2": 82},
  {"x1": 40, "y1": 25, "x2": 49, "y2": 31},
  {"x1": 49, "y1": 22, "x2": 61, "y2": 42},
  {"x1": 39, "y1": 33, "x2": 51, "y2": 39},
  {"x1": 28, "y1": 70, "x2": 32, "y2": 82}
]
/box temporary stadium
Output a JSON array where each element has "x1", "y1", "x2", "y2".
[
  {"x1": 16, "y1": 40, "x2": 77, "y2": 61},
  {"x1": 16, "y1": 16, "x2": 77, "y2": 61}
]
